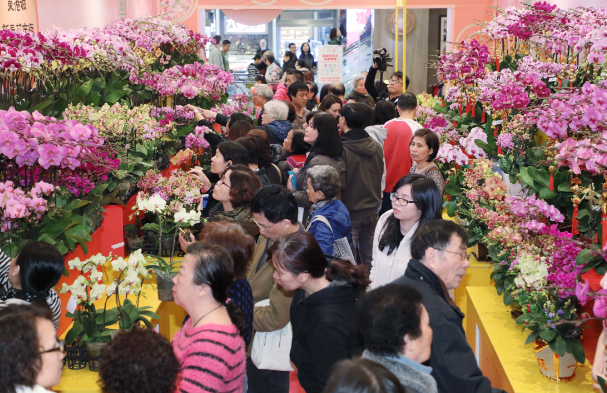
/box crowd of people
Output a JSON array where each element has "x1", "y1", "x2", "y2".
[{"x1": 0, "y1": 59, "x2": 505, "y2": 393}]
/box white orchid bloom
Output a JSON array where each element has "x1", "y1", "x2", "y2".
[
  {"x1": 174, "y1": 208, "x2": 189, "y2": 223},
  {"x1": 106, "y1": 282, "x2": 117, "y2": 297},
  {"x1": 89, "y1": 269, "x2": 103, "y2": 282},
  {"x1": 148, "y1": 194, "x2": 167, "y2": 213},
  {"x1": 68, "y1": 257, "x2": 83, "y2": 271},
  {"x1": 111, "y1": 257, "x2": 128, "y2": 271},
  {"x1": 89, "y1": 282, "x2": 106, "y2": 302}
]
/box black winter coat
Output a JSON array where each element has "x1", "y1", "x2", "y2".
[
  {"x1": 290, "y1": 282, "x2": 362, "y2": 393},
  {"x1": 393, "y1": 260, "x2": 506, "y2": 393}
]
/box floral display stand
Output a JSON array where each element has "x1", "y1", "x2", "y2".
[
  {"x1": 466, "y1": 287, "x2": 594, "y2": 392},
  {"x1": 54, "y1": 283, "x2": 162, "y2": 392}
]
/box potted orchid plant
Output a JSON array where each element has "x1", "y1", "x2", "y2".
[
  {"x1": 60, "y1": 251, "x2": 159, "y2": 369},
  {"x1": 132, "y1": 169, "x2": 202, "y2": 300}
]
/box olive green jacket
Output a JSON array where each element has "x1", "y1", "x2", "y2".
[
  {"x1": 208, "y1": 204, "x2": 259, "y2": 237},
  {"x1": 246, "y1": 234, "x2": 294, "y2": 354}
]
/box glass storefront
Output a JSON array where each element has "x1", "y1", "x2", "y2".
[{"x1": 204, "y1": 9, "x2": 374, "y2": 89}]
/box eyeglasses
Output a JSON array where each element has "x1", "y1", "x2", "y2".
[
  {"x1": 388, "y1": 78, "x2": 402, "y2": 85},
  {"x1": 390, "y1": 193, "x2": 416, "y2": 206},
  {"x1": 218, "y1": 177, "x2": 231, "y2": 188},
  {"x1": 435, "y1": 249, "x2": 471, "y2": 261},
  {"x1": 252, "y1": 219, "x2": 278, "y2": 232},
  {"x1": 40, "y1": 339, "x2": 65, "y2": 354}
]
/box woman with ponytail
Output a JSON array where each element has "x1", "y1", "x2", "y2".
[
  {"x1": 172, "y1": 242, "x2": 247, "y2": 393},
  {"x1": 268, "y1": 231, "x2": 369, "y2": 393}
]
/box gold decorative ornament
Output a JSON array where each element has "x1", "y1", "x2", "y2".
[{"x1": 387, "y1": 9, "x2": 416, "y2": 36}]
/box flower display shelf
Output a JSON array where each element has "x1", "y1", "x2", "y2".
[
  {"x1": 125, "y1": 233, "x2": 185, "y2": 258},
  {"x1": 466, "y1": 287, "x2": 593, "y2": 391},
  {"x1": 63, "y1": 342, "x2": 109, "y2": 372}
]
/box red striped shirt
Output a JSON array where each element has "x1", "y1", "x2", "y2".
[{"x1": 173, "y1": 322, "x2": 246, "y2": 393}]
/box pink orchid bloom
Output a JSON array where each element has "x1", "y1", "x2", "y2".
[
  {"x1": 593, "y1": 289, "x2": 607, "y2": 319},
  {"x1": 575, "y1": 280, "x2": 591, "y2": 306},
  {"x1": 69, "y1": 124, "x2": 92, "y2": 141}
]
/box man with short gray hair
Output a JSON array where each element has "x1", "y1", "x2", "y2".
[
  {"x1": 253, "y1": 84, "x2": 274, "y2": 125},
  {"x1": 393, "y1": 220, "x2": 505, "y2": 393}
]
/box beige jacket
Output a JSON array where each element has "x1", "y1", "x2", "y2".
[{"x1": 246, "y1": 235, "x2": 294, "y2": 354}]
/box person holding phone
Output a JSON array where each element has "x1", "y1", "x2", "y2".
[{"x1": 188, "y1": 141, "x2": 249, "y2": 217}]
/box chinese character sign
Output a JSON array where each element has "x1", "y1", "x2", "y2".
[
  {"x1": 0, "y1": 0, "x2": 37, "y2": 33},
  {"x1": 318, "y1": 45, "x2": 343, "y2": 85},
  {"x1": 119, "y1": 0, "x2": 127, "y2": 17}
]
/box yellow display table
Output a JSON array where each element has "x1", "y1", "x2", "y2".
[
  {"x1": 54, "y1": 257, "x2": 187, "y2": 393},
  {"x1": 454, "y1": 257, "x2": 494, "y2": 335},
  {"x1": 466, "y1": 286, "x2": 594, "y2": 392}
]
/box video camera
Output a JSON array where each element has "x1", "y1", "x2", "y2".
[{"x1": 373, "y1": 48, "x2": 393, "y2": 72}]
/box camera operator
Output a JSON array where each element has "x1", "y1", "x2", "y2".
[{"x1": 365, "y1": 53, "x2": 410, "y2": 105}]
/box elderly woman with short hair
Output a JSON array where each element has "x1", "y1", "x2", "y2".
[
  {"x1": 347, "y1": 74, "x2": 375, "y2": 107},
  {"x1": 259, "y1": 99, "x2": 293, "y2": 145},
  {"x1": 305, "y1": 165, "x2": 353, "y2": 257}
]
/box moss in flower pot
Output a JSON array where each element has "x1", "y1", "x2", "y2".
[
  {"x1": 146, "y1": 255, "x2": 180, "y2": 301},
  {"x1": 147, "y1": 231, "x2": 160, "y2": 245},
  {"x1": 509, "y1": 302, "x2": 523, "y2": 320},
  {"x1": 85, "y1": 341, "x2": 107, "y2": 371},
  {"x1": 118, "y1": 181, "x2": 132, "y2": 197},
  {"x1": 128, "y1": 237, "x2": 144, "y2": 250},
  {"x1": 161, "y1": 237, "x2": 175, "y2": 254}
]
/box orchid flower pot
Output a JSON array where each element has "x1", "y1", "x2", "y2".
[
  {"x1": 85, "y1": 341, "x2": 107, "y2": 372},
  {"x1": 533, "y1": 339, "x2": 577, "y2": 383},
  {"x1": 156, "y1": 273, "x2": 175, "y2": 301}
]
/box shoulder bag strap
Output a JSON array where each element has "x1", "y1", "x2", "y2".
[
  {"x1": 271, "y1": 163, "x2": 282, "y2": 183},
  {"x1": 308, "y1": 214, "x2": 333, "y2": 234}
]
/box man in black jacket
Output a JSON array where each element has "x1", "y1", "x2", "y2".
[
  {"x1": 364, "y1": 60, "x2": 410, "y2": 104},
  {"x1": 393, "y1": 220, "x2": 506, "y2": 393},
  {"x1": 338, "y1": 103, "x2": 383, "y2": 270}
]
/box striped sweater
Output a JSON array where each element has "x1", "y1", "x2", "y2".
[{"x1": 173, "y1": 321, "x2": 246, "y2": 393}]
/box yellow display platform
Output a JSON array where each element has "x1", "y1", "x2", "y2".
[
  {"x1": 466, "y1": 286, "x2": 594, "y2": 392},
  {"x1": 454, "y1": 257, "x2": 494, "y2": 335},
  {"x1": 442, "y1": 209, "x2": 496, "y2": 335},
  {"x1": 54, "y1": 257, "x2": 187, "y2": 393}
]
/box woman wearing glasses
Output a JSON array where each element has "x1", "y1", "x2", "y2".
[
  {"x1": 370, "y1": 175, "x2": 442, "y2": 289},
  {"x1": 0, "y1": 304, "x2": 65, "y2": 392},
  {"x1": 189, "y1": 141, "x2": 250, "y2": 218},
  {"x1": 205, "y1": 164, "x2": 263, "y2": 238}
]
